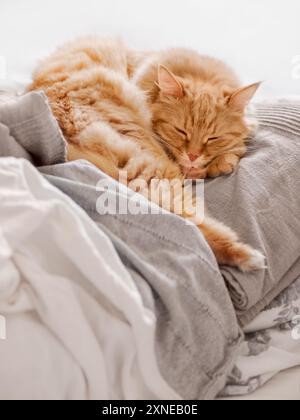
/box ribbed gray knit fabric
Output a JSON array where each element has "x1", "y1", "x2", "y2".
[
  {"x1": 205, "y1": 98, "x2": 300, "y2": 325},
  {"x1": 0, "y1": 91, "x2": 66, "y2": 166},
  {"x1": 256, "y1": 101, "x2": 300, "y2": 136}
]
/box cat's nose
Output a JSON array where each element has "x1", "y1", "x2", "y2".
[{"x1": 188, "y1": 154, "x2": 198, "y2": 162}]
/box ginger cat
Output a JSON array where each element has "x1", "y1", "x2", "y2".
[{"x1": 30, "y1": 37, "x2": 265, "y2": 271}]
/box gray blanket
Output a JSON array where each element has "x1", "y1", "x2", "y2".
[
  {"x1": 0, "y1": 92, "x2": 66, "y2": 165},
  {"x1": 0, "y1": 91, "x2": 242, "y2": 399},
  {"x1": 1, "y1": 91, "x2": 300, "y2": 398},
  {"x1": 206, "y1": 101, "x2": 300, "y2": 325},
  {"x1": 41, "y1": 160, "x2": 243, "y2": 400}
]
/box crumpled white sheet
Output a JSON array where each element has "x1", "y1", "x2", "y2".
[{"x1": 0, "y1": 157, "x2": 178, "y2": 400}]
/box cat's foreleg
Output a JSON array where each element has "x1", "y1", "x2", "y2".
[
  {"x1": 206, "y1": 153, "x2": 240, "y2": 178},
  {"x1": 68, "y1": 121, "x2": 145, "y2": 180},
  {"x1": 67, "y1": 142, "x2": 120, "y2": 180}
]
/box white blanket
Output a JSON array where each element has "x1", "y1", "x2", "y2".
[
  {"x1": 1, "y1": 156, "x2": 299, "y2": 399},
  {"x1": 0, "y1": 157, "x2": 178, "y2": 400}
]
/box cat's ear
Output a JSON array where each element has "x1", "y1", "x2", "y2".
[
  {"x1": 229, "y1": 82, "x2": 262, "y2": 111},
  {"x1": 157, "y1": 65, "x2": 184, "y2": 98}
]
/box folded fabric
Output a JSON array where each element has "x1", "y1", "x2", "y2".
[
  {"x1": 0, "y1": 122, "x2": 33, "y2": 162},
  {"x1": 0, "y1": 91, "x2": 66, "y2": 165},
  {"x1": 205, "y1": 99, "x2": 300, "y2": 325},
  {"x1": 1, "y1": 92, "x2": 244, "y2": 399},
  {"x1": 1, "y1": 91, "x2": 300, "y2": 329},
  {"x1": 41, "y1": 160, "x2": 242, "y2": 400},
  {"x1": 0, "y1": 157, "x2": 179, "y2": 400}
]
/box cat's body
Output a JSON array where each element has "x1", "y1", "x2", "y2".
[{"x1": 30, "y1": 37, "x2": 265, "y2": 271}]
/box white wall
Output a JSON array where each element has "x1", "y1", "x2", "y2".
[{"x1": 1, "y1": 0, "x2": 300, "y2": 96}]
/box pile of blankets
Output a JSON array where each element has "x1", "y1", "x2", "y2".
[{"x1": 0, "y1": 91, "x2": 299, "y2": 400}]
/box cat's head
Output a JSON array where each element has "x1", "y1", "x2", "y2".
[{"x1": 152, "y1": 65, "x2": 261, "y2": 178}]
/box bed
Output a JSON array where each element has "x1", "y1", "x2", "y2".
[{"x1": 1, "y1": 0, "x2": 300, "y2": 400}]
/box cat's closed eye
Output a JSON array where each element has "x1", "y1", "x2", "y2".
[
  {"x1": 175, "y1": 127, "x2": 188, "y2": 137},
  {"x1": 208, "y1": 136, "x2": 221, "y2": 142}
]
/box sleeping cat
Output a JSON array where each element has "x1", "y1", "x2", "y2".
[{"x1": 29, "y1": 36, "x2": 265, "y2": 271}]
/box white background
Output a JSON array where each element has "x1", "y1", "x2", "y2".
[{"x1": 1, "y1": 0, "x2": 300, "y2": 96}]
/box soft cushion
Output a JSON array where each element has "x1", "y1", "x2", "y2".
[{"x1": 205, "y1": 99, "x2": 300, "y2": 325}]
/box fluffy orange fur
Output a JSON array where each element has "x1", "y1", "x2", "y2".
[{"x1": 29, "y1": 36, "x2": 265, "y2": 271}]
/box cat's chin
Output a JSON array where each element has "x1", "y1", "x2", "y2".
[{"x1": 181, "y1": 166, "x2": 207, "y2": 179}]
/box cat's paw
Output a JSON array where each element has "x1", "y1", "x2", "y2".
[
  {"x1": 207, "y1": 153, "x2": 240, "y2": 178},
  {"x1": 184, "y1": 167, "x2": 208, "y2": 179},
  {"x1": 124, "y1": 155, "x2": 152, "y2": 181},
  {"x1": 224, "y1": 243, "x2": 266, "y2": 272},
  {"x1": 125, "y1": 155, "x2": 181, "y2": 184}
]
